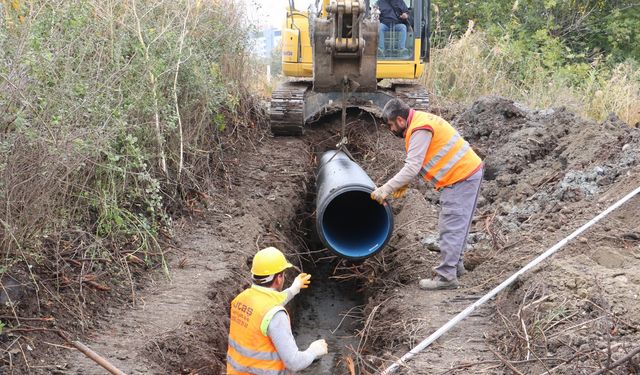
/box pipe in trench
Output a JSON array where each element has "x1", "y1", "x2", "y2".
[{"x1": 315, "y1": 150, "x2": 394, "y2": 260}]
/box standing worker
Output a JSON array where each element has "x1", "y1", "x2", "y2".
[
  {"x1": 371, "y1": 99, "x2": 483, "y2": 290},
  {"x1": 226, "y1": 247, "x2": 328, "y2": 374}
]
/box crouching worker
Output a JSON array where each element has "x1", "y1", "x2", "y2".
[{"x1": 227, "y1": 247, "x2": 328, "y2": 374}]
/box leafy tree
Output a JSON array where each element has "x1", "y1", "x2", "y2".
[{"x1": 431, "y1": 0, "x2": 639, "y2": 65}]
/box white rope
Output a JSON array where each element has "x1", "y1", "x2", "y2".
[{"x1": 380, "y1": 185, "x2": 640, "y2": 375}]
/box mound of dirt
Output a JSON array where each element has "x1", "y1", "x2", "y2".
[
  {"x1": 458, "y1": 97, "x2": 638, "y2": 207},
  {"x1": 347, "y1": 96, "x2": 640, "y2": 373}
]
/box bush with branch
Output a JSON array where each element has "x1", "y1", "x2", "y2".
[{"x1": 0, "y1": 0, "x2": 265, "y2": 306}]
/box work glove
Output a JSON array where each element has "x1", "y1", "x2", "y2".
[
  {"x1": 289, "y1": 273, "x2": 311, "y2": 296},
  {"x1": 371, "y1": 185, "x2": 392, "y2": 204},
  {"x1": 392, "y1": 185, "x2": 408, "y2": 199},
  {"x1": 307, "y1": 339, "x2": 328, "y2": 358}
]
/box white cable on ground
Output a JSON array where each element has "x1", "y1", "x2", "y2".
[{"x1": 380, "y1": 185, "x2": 640, "y2": 375}]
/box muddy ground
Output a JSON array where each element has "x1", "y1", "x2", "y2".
[{"x1": 1, "y1": 96, "x2": 639, "y2": 374}]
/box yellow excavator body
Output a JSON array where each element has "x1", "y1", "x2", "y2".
[
  {"x1": 281, "y1": 7, "x2": 425, "y2": 79},
  {"x1": 270, "y1": 0, "x2": 430, "y2": 135}
]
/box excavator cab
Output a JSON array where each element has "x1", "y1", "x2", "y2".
[
  {"x1": 270, "y1": 0, "x2": 430, "y2": 135},
  {"x1": 376, "y1": 0, "x2": 430, "y2": 63}
]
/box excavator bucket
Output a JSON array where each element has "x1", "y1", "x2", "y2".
[{"x1": 312, "y1": 1, "x2": 378, "y2": 92}]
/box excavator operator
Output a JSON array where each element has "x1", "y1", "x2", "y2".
[{"x1": 377, "y1": 0, "x2": 410, "y2": 56}]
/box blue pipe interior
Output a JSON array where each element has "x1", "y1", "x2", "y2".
[{"x1": 320, "y1": 190, "x2": 393, "y2": 259}]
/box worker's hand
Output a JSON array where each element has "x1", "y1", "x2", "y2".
[
  {"x1": 289, "y1": 273, "x2": 311, "y2": 296},
  {"x1": 307, "y1": 339, "x2": 328, "y2": 358},
  {"x1": 371, "y1": 185, "x2": 391, "y2": 204},
  {"x1": 400, "y1": 12, "x2": 409, "y2": 20},
  {"x1": 392, "y1": 185, "x2": 408, "y2": 199}
]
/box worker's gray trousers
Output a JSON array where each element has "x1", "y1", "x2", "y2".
[{"x1": 434, "y1": 167, "x2": 483, "y2": 281}]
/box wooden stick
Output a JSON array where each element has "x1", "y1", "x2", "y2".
[
  {"x1": 55, "y1": 330, "x2": 126, "y2": 375},
  {"x1": 3, "y1": 327, "x2": 126, "y2": 374},
  {"x1": 68, "y1": 340, "x2": 126, "y2": 375},
  {"x1": 590, "y1": 345, "x2": 640, "y2": 375}
]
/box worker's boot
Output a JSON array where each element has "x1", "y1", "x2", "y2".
[
  {"x1": 457, "y1": 262, "x2": 467, "y2": 278},
  {"x1": 419, "y1": 275, "x2": 459, "y2": 290}
]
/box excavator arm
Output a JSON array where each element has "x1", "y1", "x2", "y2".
[{"x1": 312, "y1": 0, "x2": 378, "y2": 92}]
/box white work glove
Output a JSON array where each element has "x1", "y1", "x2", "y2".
[
  {"x1": 371, "y1": 185, "x2": 392, "y2": 204},
  {"x1": 288, "y1": 273, "x2": 311, "y2": 296},
  {"x1": 307, "y1": 339, "x2": 328, "y2": 358}
]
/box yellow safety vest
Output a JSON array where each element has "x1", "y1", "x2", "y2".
[
  {"x1": 404, "y1": 110, "x2": 482, "y2": 189},
  {"x1": 227, "y1": 285, "x2": 288, "y2": 375}
]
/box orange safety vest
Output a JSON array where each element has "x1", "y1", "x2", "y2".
[
  {"x1": 404, "y1": 110, "x2": 482, "y2": 189},
  {"x1": 227, "y1": 285, "x2": 289, "y2": 375}
]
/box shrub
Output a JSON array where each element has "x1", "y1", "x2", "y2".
[{"x1": 0, "y1": 0, "x2": 265, "y2": 291}]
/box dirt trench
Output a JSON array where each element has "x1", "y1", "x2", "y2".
[
  {"x1": 50, "y1": 115, "x2": 373, "y2": 374},
  {"x1": 43, "y1": 132, "x2": 305, "y2": 373},
  {"x1": 22, "y1": 98, "x2": 640, "y2": 374}
]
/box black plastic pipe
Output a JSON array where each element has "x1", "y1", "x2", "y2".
[{"x1": 315, "y1": 150, "x2": 394, "y2": 260}]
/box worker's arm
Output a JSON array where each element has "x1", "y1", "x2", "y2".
[
  {"x1": 282, "y1": 287, "x2": 296, "y2": 305},
  {"x1": 282, "y1": 273, "x2": 311, "y2": 305},
  {"x1": 383, "y1": 130, "x2": 431, "y2": 192},
  {"x1": 268, "y1": 311, "x2": 326, "y2": 371}
]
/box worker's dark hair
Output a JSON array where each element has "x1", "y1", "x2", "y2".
[
  {"x1": 252, "y1": 271, "x2": 284, "y2": 287},
  {"x1": 382, "y1": 99, "x2": 410, "y2": 122}
]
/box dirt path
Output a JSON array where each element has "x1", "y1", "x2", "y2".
[{"x1": 59, "y1": 218, "x2": 243, "y2": 374}]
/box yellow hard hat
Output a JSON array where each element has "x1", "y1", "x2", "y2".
[{"x1": 251, "y1": 247, "x2": 293, "y2": 276}]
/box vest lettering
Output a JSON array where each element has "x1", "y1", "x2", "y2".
[{"x1": 227, "y1": 286, "x2": 288, "y2": 375}]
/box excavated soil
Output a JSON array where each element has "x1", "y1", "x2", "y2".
[
  {"x1": 348, "y1": 97, "x2": 640, "y2": 374},
  {"x1": 2, "y1": 97, "x2": 639, "y2": 374}
]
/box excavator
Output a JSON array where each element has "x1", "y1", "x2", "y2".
[{"x1": 270, "y1": 0, "x2": 430, "y2": 135}]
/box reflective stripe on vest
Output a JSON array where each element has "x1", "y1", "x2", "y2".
[
  {"x1": 228, "y1": 337, "x2": 280, "y2": 361},
  {"x1": 419, "y1": 133, "x2": 461, "y2": 177},
  {"x1": 406, "y1": 110, "x2": 482, "y2": 189},
  {"x1": 434, "y1": 141, "x2": 470, "y2": 181},
  {"x1": 227, "y1": 354, "x2": 287, "y2": 375},
  {"x1": 227, "y1": 286, "x2": 288, "y2": 374}
]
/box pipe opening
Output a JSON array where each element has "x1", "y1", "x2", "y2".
[{"x1": 320, "y1": 189, "x2": 393, "y2": 260}]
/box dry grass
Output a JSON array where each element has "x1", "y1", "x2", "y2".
[
  {"x1": 0, "y1": 0, "x2": 267, "y2": 325},
  {"x1": 490, "y1": 279, "x2": 640, "y2": 374},
  {"x1": 423, "y1": 32, "x2": 640, "y2": 126}
]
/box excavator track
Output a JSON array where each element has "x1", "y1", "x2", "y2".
[
  {"x1": 393, "y1": 83, "x2": 430, "y2": 111},
  {"x1": 269, "y1": 81, "x2": 310, "y2": 136},
  {"x1": 269, "y1": 82, "x2": 429, "y2": 136}
]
